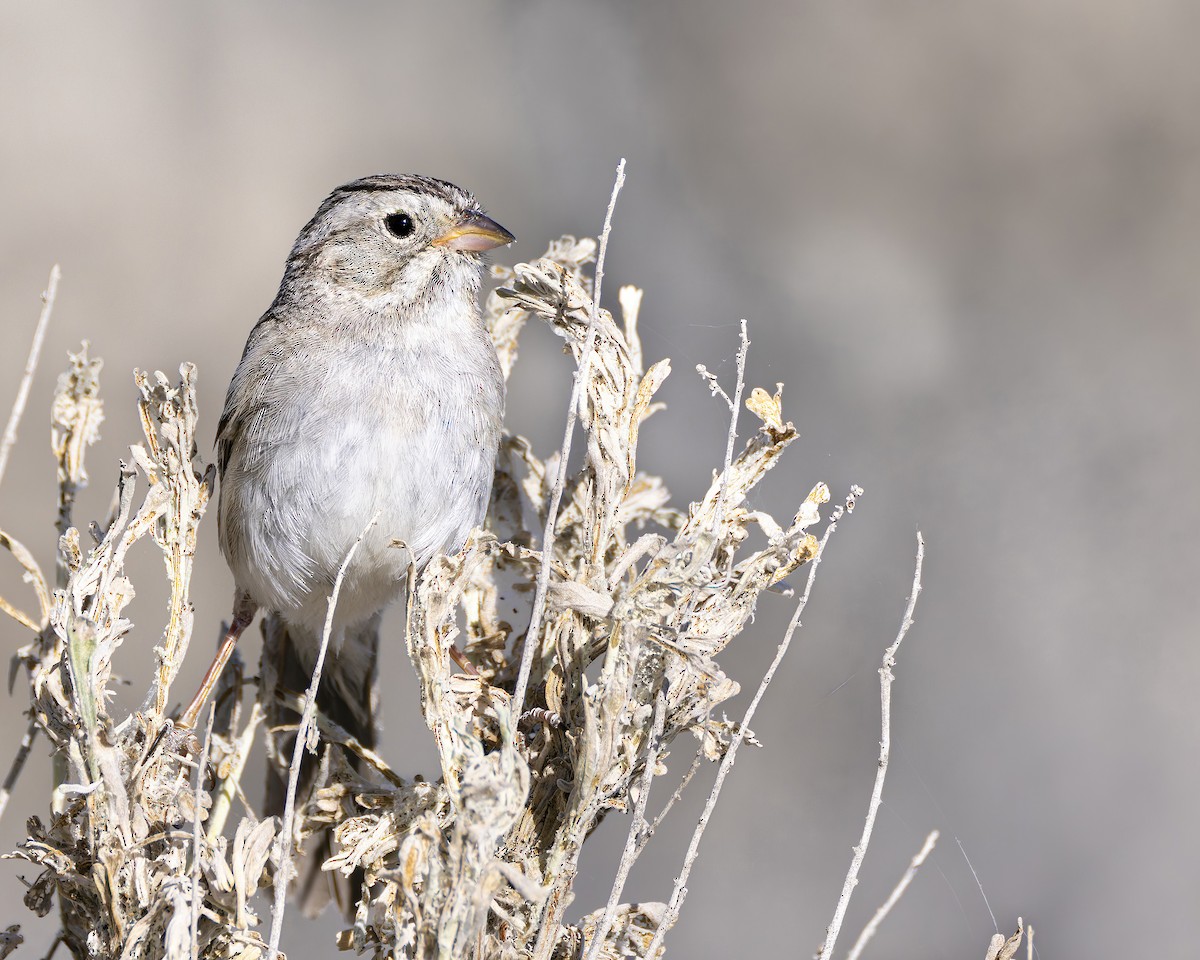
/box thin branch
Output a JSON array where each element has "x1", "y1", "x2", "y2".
[
  {"x1": 844, "y1": 829, "x2": 939, "y2": 960},
  {"x1": 711, "y1": 320, "x2": 749, "y2": 577},
  {"x1": 583, "y1": 688, "x2": 667, "y2": 960},
  {"x1": 0, "y1": 717, "x2": 39, "y2": 825},
  {"x1": 719, "y1": 320, "x2": 749, "y2": 479},
  {"x1": 190, "y1": 705, "x2": 215, "y2": 960},
  {"x1": 511, "y1": 159, "x2": 626, "y2": 724},
  {"x1": 266, "y1": 513, "x2": 379, "y2": 960},
  {"x1": 0, "y1": 264, "x2": 60, "y2": 491},
  {"x1": 39, "y1": 933, "x2": 62, "y2": 960},
  {"x1": 636, "y1": 746, "x2": 704, "y2": 858},
  {"x1": 645, "y1": 507, "x2": 845, "y2": 959},
  {"x1": 694, "y1": 366, "x2": 732, "y2": 411},
  {"x1": 815, "y1": 531, "x2": 925, "y2": 960}
]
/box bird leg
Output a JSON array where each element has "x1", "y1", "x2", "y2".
[
  {"x1": 178, "y1": 591, "x2": 258, "y2": 729},
  {"x1": 449, "y1": 643, "x2": 478, "y2": 676}
]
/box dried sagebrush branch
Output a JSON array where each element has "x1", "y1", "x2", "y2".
[{"x1": 3, "y1": 355, "x2": 274, "y2": 960}]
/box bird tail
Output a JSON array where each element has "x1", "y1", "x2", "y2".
[{"x1": 262, "y1": 612, "x2": 381, "y2": 919}]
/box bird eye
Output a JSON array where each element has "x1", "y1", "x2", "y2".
[{"x1": 384, "y1": 212, "x2": 415, "y2": 238}]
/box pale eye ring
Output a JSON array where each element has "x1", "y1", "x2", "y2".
[{"x1": 385, "y1": 212, "x2": 415, "y2": 238}]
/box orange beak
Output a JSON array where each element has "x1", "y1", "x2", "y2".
[{"x1": 431, "y1": 211, "x2": 515, "y2": 252}]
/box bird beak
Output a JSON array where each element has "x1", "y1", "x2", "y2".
[{"x1": 431, "y1": 211, "x2": 515, "y2": 252}]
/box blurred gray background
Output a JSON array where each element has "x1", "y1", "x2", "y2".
[{"x1": 2, "y1": 2, "x2": 1197, "y2": 957}]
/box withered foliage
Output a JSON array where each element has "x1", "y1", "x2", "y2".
[{"x1": 0, "y1": 236, "x2": 938, "y2": 960}]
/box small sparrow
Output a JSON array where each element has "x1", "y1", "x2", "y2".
[{"x1": 182, "y1": 174, "x2": 512, "y2": 910}]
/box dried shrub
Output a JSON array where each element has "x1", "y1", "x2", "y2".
[{"x1": 0, "y1": 222, "x2": 1025, "y2": 960}]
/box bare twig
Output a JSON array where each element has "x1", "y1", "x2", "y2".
[
  {"x1": 646, "y1": 508, "x2": 845, "y2": 959},
  {"x1": 190, "y1": 705, "x2": 216, "y2": 960},
  {"x1": 694, "y1": 365, "x2": 733, "y2": 410},
  {"x1": 0, "y1": 309, "x2": 57, "y2": 808},
  {"x1": 582, "y1": 688, "x2": 667, "y2": 960},
  {"x1": 511, "y1": 159, "x2": 626, "y2": 723},
  {"x1": 0, "y1": 716, "x2": 39, "y2": 824},
  {"x1": 844, "y1": 829, "x2": 939, "y2": 960},
  {"x1": 636, "y1": 746, "x2": 704, "y2": 858},
  {"x1": 266, "y1": 513, "x2": 379, "y2": 960},
  {"x1": 815, "y1": 531, "x2": 924, "y2": 960},
  {"x1": 717, "y1": 320, "x2": 750, "y2": 479},
  {"x1": 0, "y1": 264, "x2": 60, "y2": 490},
  {"x1": 708, "y1": 319, "x2": 750, "y2": 551},
  {"x1": 39, "y1": 933, "x2": 62, "y2": 960}
]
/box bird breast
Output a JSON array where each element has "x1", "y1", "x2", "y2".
[{"x1": 217, "y1": 306, "x2": 503, "y2": 636}]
